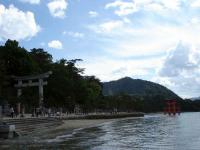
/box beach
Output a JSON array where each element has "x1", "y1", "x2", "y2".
[
  {"x1": 0, "y1": 118, "x2": 117, "y2": 149},
  {"x1": 1, "y1": 112, "x2": 144, "y2": 138},
  {"x1": 58, "y1": 119, "x2": 113, "y2": 130},
  {"x1": 0, "y1": 113, "x2": 145, "y2": 149},
  {"x1": 37, "y1": 119, "x2": 115, "y2": 139},
  {"x1": 36, "y1": 112, "x2": 144, "y2": 139}
]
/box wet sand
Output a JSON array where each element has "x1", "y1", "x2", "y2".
[
  {"x1": 58, "y1": 119, "x2": 113, "y2": 129},
  {"x1": 39, "y1": 119, "x2": 114, "y2": 139},
  {"x1": 0, "y1": 117, "x2": 143, "y2": 149},
  {"x1": 0, "y1": 119, "x2": 115, "y2": 149}
]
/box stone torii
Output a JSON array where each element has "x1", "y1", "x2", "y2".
[{"x1": 12, "y1": 71, "x2": 52, "y2": 111}]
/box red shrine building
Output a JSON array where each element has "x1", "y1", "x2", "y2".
[{"x1": 164, "y1": 99, "x2": 181, "y2": 115}]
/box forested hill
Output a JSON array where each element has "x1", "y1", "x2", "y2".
[{"x1": 103, "y1": 77, "x2": 180, "y2": 99}]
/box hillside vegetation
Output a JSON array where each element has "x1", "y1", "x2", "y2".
[{"x1": 103, "y1": 77, "x2": 179, "y2": 99}]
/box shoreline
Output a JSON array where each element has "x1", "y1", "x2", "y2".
[
  {"x1": 0, "y1": 112, "x2": 144, "y2": 141},
  {"x1": 40, "y1": 119, "x2": 115, "y2": 140},
  {"x1": 0, "y1": 114, "x2": 145, "y2": 149},
  {"x1": 38, "y1": 113, "x2": 145, "y2": 140},
  {"x1": 0, "y1": 117, "x2": 141, "y2": 149},
  {"x1": 35, "y1": 112, "x2": 144, "y2": 139},
  {"x1": 0, "y1": 119, "x2": 116, "y2": 149},
  {"x1": 67, "y1": 112, "x2": 144, "y2": 119}
]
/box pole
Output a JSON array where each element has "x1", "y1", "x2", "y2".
[
  {"x1": 0, "y1": 105, "x2": 2, "y2": 121},
  {"x1": 39, "y1": 78, "x2": 44, "y2": 109}
]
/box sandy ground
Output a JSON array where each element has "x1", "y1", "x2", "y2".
[
  {"x1": 37, "y1": 119, "x2": 114, "y2": 139},
  {"x1": 57, "y1": 119, "x2": 113, "y2": 130},
  {"x1": 0, "y1": 119, "x2": 117, "y2": 150}
]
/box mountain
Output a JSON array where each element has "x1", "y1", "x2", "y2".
[
  {"x1": 102, "y1": 77, "x2": 180, "y2": 99},
  {"x1": 189, "y1": 97, "x2": 200, "y2": 101}
]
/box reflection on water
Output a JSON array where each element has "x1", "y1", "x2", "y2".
[{"x1": 1, "y1": 113, "x2": 200, "y2": 150}]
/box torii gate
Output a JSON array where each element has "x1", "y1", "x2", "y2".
[
  {"x1": 12, "y1": 71, "x2": 52, "y2": 112},
  {"x1": 164, "y1": 99, "x2": 181, "y2": 115}
]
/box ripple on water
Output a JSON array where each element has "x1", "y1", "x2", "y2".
[{"x1": 1, "y1": 113, "x2": 200, "y2": 150}]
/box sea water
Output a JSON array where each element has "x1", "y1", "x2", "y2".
[{"x1": 1, "y1": 112, "x2": 200, "y2": 150}]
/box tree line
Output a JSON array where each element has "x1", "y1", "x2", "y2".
[
  {"x1": 0, "y1": 40, "x2": 103, "y2": 113},
  {"x1": 0, "y1": 39, "x2": 200, "y2": 113}
]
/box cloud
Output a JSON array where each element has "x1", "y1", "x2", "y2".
[
  {"x1": 138, "y1": 0, "x2": 181, "y2": 10},
  {"x1": 159, "y1": 42, "x2": 197, "y2": 77},
  {"x1": 90, "y1": 20, "x2": 125, "y2": 33},
  {"x1": 87, "y1": 0, "x2": 200, "y2": 97},
  {"x1": 105, "y1": 0, "x2": 182, "y2": 17},
  {"x1": 19, "y1": 0, "x2": 40, "y2": 4},
  {"x1": 80, "y1": 56, "x2": 162, "y2": 82},
  {"x1": 155, "y1": 42, "x2": 200, "y2": 97},
  {"x1": 105, "y1": 0, "x2": 137, "y2": 16},
  {"x1": 66, "y1": 31, "x2": 84, "y2": 38},
  {"x1": 191, "y1": 0, "x2": 200, "y2": 7},
  {"x1": 154, "y1": 75, "x2": 200, "y2": 98},
  {"x1": 89, "y1": 17, "x2": 200, "y2": 57},
  {"x1": 48, "y1": 40, "x2": 63, "y2": 49},
  {"x1": 0, "y1": 4, "x2": 40, "y2": 41},
  {"x1": 89, "y1": 11, "x2": 98, "y2": 17},
  {"x1": 99, "y1": 20, "x2": 124, "y2": 32},
  {"x1": 159, "y1": 0, "x2": 181, "y2": 10},
  {"x1": 191, "y1": 17, "x2": 200, "y2": 24},
  {"x1": 144, "y1": 3, "x2": 164, "y2": 11},
  {"x1": 47, "y1": 0, "x2": 68, "y2": 18}
]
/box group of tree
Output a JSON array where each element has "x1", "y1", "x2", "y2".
[
  {"x1": 100, "y1": 94, "x2": 200, "y2": 113},
  {"x1": 101, "y1": 71, "x2": 200, "y2": 112},
  {"x1": 0, "y1": 40, "x2": 102, "y2": 113},
  {"x1": 1, "y1": 39, "x2": 200, "y2": 113}
]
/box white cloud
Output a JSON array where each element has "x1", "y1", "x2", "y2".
[
  {"x1": 191, "y1": 0, "x2": 200, "y2": 7},
  {"x1": 144, "y1": 3, "x2": 164, "y2": 11},
  {"x1": 87, "y1": 2, "x2": 200, "y2": 97},
  {"x1": 122, "y1": 17, "x2": 131, "y2": 23},
  {"x1": 105, "y1": 0, "x2": 182, "y2": 17},
  {"x1": 160, "y1": 0, "x2": 181, "y2": 10},
  {"x1": 99, "y1": 20, "x2": 124, "y2": 32},
  {"x1": 48, "y1": 40, "x2": 63, "y2": 49},
  {"x1": 80, "y1": 56, "x2": 162, "y2": 82},
  {"x1": 154, "y1": 42, "x2": 200, "y2": 97},
  {"x1": 191, "y1": 17, "x2": 200, "y2": 24},
  {"x1": 154, "y1": 75, "x2": 200, "y2": 98},
  {"x1": 0, "y1": 4, "x2": 40, "y2": 41},
  {"x1": 159, "y1": 42, "x2": 197, "y2": 77},
  {"x1": 136, "y1": 0, "x2": 181, "y2": 14},
  {"x1": 89, "y1": 11, "x2": 98, "y2": 17},
  {"x1": 137, "y1": 0, "x2": 182, "y2": 10},
  {"x1": 47, "y1": 0, "x2": 68, "y2": 18},
  {"x1": 67, "y1": 31, "x2": 84, "y2": 38},
  {"x1": 89, "y1": 18, "x2": 200, "y2": 57},
  {"x1": 19, "y1": 0, "x2": 40, "y2": 4},
  {"x1": 90, "y1": 20, "x2": 125, "y2": 33},
  {"x1": 105, "y1": 0, "x2": 137, "y2": 16}
]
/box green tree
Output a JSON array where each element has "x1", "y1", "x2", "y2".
[
  {"x1": 0, "y1": 40, "x2": 37, "y2": 104},
  {"x1": 30, "y1": 48, "x2": 53, "y2": 73},
  {"x1": 45, "y1": 59, "x2": 84, "y2": 110},
  {"x1": 0, "y1": 40, "x2": 36, "y2": 76}
]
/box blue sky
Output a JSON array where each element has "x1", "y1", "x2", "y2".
[{"x1": 1, "y1": 0, "x2": 200, "y2": 98}]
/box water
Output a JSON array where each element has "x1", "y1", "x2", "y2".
[{"x1": 1, "y1": 112, "x2": 200, "y2": 150}]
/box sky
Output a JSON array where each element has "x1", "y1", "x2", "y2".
[{"x1": 1, "y1": 0, "x2": 200, "y2": 98}]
